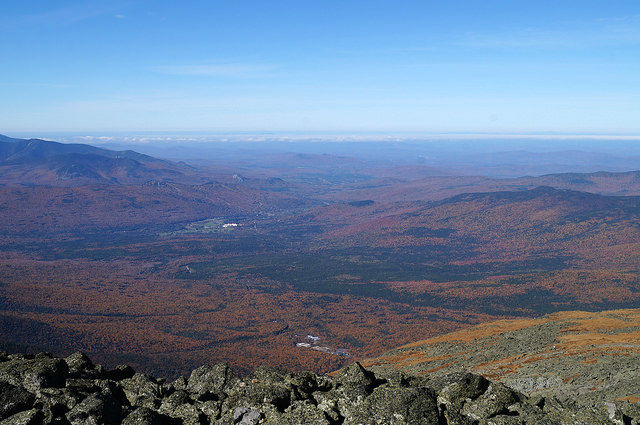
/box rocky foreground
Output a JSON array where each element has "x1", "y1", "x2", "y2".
[{"x1": 0, "y1": 350, "x2": 639, "y2": 425}]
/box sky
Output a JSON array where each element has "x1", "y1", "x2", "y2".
[{"x1": 1, "y1": 1, "x2": 640, "y2": 134}]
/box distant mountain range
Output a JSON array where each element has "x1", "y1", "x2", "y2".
[
  {"x1": 0, "y1": 134, "x2": 317, "y2": 232},
  {"x1": 84, "y1": 137, "x2": 640, "y2": 178},
  {"x1": 0, "y1": 134, "x2": 201, "y2": 186}
]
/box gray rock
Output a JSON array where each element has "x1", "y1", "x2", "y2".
[
  {"x1": 37, "y1": 386, "x2": 86, "y2": 420},
  {"x1": 121, "y1": 407, "x2": 169, "y2": 425},
  {"x1": 65, "y1": 379, "x2": 101, "y2": 393},
  {"x1": 167, "y1": 403, "x2": 204, "y2": 425},
  {"x1": 233, "y1": 407, "x2": 261, "y2": 425},
  {"x1": 65, "y1": 394, "x2": 122, "y2": 425},
  {"x1": 461, "y1": 383, "x2": 521, "y2": 420},
  {"x1": 196, "y1": 400, "x2": 221, "y2": 421},
  {"x1": 264, "y1": 401, "x2": 331, "y2": 425},
  {"x1": 120, "y1": 374, "x2": 161, "y2": 409},
  {"x1": 159, "y1": 390, "x2": 192, "y2": 413},
  {"x1": 480, "y1": 416, "x2": 527, "y2": 425},
  {"x1": 0, "y1": 409, "x2": 42, "y2": 425},
  {"x1": 64, "y1": 353, "x2": 94, "y2": 377},
  {"x1": 437, "y1": 372, "x2": 490, "y2": 408},
  {"x1": 344, "y1": 384, "x2": 439, "y2": 425},
  {"x1": 335, "y1": 362, "x2": 375, "y2": 390},
  {"x1": 332, "y1": 362, "x2": 377, "y2": 405},
  {"x1": 287, "y1": 371, "x2": 325, "y2": 396},
  {"x1": 223, "y1": 380, "x2": 291, "y2": 412},
  {"x1": 0, "y1": 355, "x2": 69, "y2": 392},
  {"x1": 0, "y1": 350, "x2": 627, "y2": 425},
  {"x1": 0, "y1": 382, "x2": 35, "y2": 420},
  {"x1": 170, "y1": 376, "x2": 188, "y2": 392},
  {"x1": 616, "y1": 402, "x2": 640, "y2": 425},
  {"x1": 311, "y1": 391, "x2": 340, "y2": 423},
  {"x1": 187, "y1": 364, "x2": 235, "y2": 399},
  {"x1": 105, "y1": 365, "x2": 135, "y2": 381}
]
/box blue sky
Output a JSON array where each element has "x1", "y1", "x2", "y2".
[{"x1": 1, "y1": 1, "x2": 639, "y2": 134}]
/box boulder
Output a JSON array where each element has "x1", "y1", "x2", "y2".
[
  {"x1": 461, "y1": 383, "x2": 521, "y2": 420},
  {"x1": 187, "y1": 364, "x2": 235, "y2": 399},
  {"x1": 159, "y1": 390, "x2": 192, "y2": 413},
  {"x1": 65, "y1": 394, "x2": 122, "y2": 425},
  {"x1": 195, "y1": 400, "x2": 221, "y2": 422},
  {"x1": 0, "y1": 382, "x2": 35, "y2": 420},
  {"x1": 64, "y1": 353, "x2": 94, "y2": 378},
  {"x1": 233, "y1": 407, "x2": 262, "y2": 425},
  {"x1": 121, "y1": 407, "x2": 171, "y2": 425},
  {"x1": 119, "y1": 374, "x2": 161, "y2": 409},
  {"x1": 105, "y1": 365, "x2": 135, "y2": 382},
  {"x1": 437, "y1": 372, "x2": 490, "y2": 408},
  {"x1": 166, "y1": 404, "x2": 204, "y2": 425},
  {"x1": 344, "y1": 384, "x2": 439, "y2": 425},
  {"x1": 0, "y1": 409, "x2": 42, "y2": 425},
  {"x1": 264, "y1": 401, "x2": 331, "y2": 425},
  {"x1": 0, "y1": 355, "x2": 69, "y2": 392}
]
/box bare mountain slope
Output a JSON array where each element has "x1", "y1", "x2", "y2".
[{"x1": 364, "y1": 308, "x2": 640, "y2": 406}]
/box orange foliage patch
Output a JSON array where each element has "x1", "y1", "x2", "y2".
[
  {"x1": 401, "y1": 317, "x2": 549, "y2": 348},
  {"x1": 617, "y1": 396, "x2": 640, "y2": 403}
]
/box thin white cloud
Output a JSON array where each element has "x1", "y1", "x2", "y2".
[
  {"x1": 456, "y1": 15, "x2": 640, "y2": 49},
  {"x1": 154, "y1": 63, "x2": 277, "y2": 77}
]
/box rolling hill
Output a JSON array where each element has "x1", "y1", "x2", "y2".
[{"x1": 323, "y1": 170, "x2": 640, "y2": 204}]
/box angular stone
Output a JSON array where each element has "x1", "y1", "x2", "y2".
[
  {"x1": 265, "y1": 400, "x2": 332, "y2": 425},
  {"x1": 0, "y1": 382, "x2": 35, "y2": 420},
  {"x1": 437, "y1": 373, "x2": 490, "y2": 408},
  {"x1": 120, "y1": 374, "x2": 161, "y2": 409},
  {"x1": 65, "y1": 379, "x2": 101, "y2": 393},
  {"x1": 461, "y1": 383, "x2": 521, "y2": 420},
  {"x1": 64, "y1": 353, "x2": 94, "y2": 377},
  {"x1": 0, "y1": 356, "x2": 69, "y2": 392},
  {"x1": 187, "y1": 364, "x2": 235, "y2": 399},
  {"x1": 121, "y1": 407, "x2": 171, "y2": 425},
  {"x1": 159, "y1": 390, "x2": 192, "y2": 414},
  {"x1": 344, "y1": 385, "x2": 439, "y2": 425},
  {"x1": 38, "y1": 387, "x2": 85, "y2": 415},
  {"x1": 334, "y1": 362, "x2": 375, "y2": 389},
  {"x1": 333, "y1": 362, "x2": 377, "y2": 401},
  {"x1": 223, "y1": 379, "x2": 291, "y2": 412},
  {"x1": 105, "y1": 365, "x2": 135, "y2": 381},
  {"x1": 233, "y1": 407, "x2": 262, "y2": 425},
  {"x1": 0, "y1": 409, "x2": 42, "y2": 425},
  {"x1": 167, "y1": 403, "x2": 204, "y2": 425},
  {"x1": 170, "y1": 376, "x2": 188, "y2": 392},
  {"x1": 65, "y1": 394, "x2": 122, "y2": 425},
  {"x1": 196, "y1": 400, "x2": 221, "y2": 421}
]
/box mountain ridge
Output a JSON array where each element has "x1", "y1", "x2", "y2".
[{"x1": 0, "y1": 134, "x2": 200, "y2": 186}]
